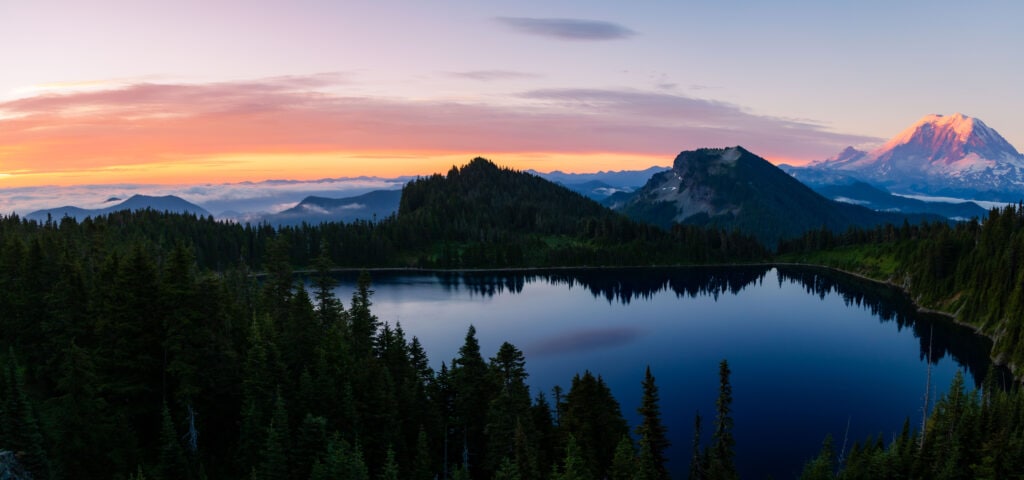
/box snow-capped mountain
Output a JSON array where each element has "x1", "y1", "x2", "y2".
[{"x1": 790, "y1": 113, "x2": 1024, "y2": 200}]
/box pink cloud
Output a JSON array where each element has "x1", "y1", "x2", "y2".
[{"x1": 0, "y1": 74, "x2": 879, "y2": 179}]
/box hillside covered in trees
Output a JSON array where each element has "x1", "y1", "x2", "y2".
[
  {"x1": 4, "y1": 157, "x2": 1024, "y2": 478},
  {"x1": 778, "y1": 204, "x2": 1024, "y2": 374},
  {"x1": 0, "y1": 216, "x2": 741, "y2": 479}
]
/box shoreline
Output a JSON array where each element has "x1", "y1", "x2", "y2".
[{"x1": 270, "y1": 261, "x2": 1017, "y2": 380}]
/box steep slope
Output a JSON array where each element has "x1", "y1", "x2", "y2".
[
  {"x1": 27, "y1": 194, "x2": 211, "y2": 222},
  {"x1": 793, "y1": 113, "x2": 1024, "y2": 199},
  {"x1": 611, "y1": 147, "x2": 940, "y2": 245},
  {"x1": 266, "y1": 189, "x2": 401, "y2": 226}
]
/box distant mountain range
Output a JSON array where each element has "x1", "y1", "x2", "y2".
[
  {"x1": 784, "y1": 113, "x2": 1024, "y2": 201},
  {"x1": 529, "y1": 166, "x2": 668, "y2": 200},
  {"x1": 607, "y1": 147, "x2": 942, "y2": 245},
  {"x1": 261, "y1": 189, "x2": 402, "y2": 226},
  {"x1": 27, "y1": 195, "x2": 211, "y2": 222}
]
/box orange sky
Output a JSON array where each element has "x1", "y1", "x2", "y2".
[{"x1": 0, "y1": 77, "x2": 876, "y2": 187}]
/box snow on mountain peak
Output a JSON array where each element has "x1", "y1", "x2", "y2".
[
  {"x1": 798, "y1": 113, "x2": 1024, "y2": 198},
  {"x1": 872, "y1": 112, "x2": 1020, "y2": 166}
]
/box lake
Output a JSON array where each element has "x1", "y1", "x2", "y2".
[{"x1": 327, "y1": 266, "x2": 999, "y2": 479}]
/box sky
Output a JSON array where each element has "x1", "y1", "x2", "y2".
[{"x1": 1, "y1": 0, "x2": 1023, "y2": 189}]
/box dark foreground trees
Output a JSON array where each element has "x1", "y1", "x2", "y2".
[{"x1": 0, "y1": 212, "x2": 688, "y2": 480}]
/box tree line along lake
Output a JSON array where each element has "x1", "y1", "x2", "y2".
[{"x1": 320, "y1": 265, "x2": 1001, "y2": 479}]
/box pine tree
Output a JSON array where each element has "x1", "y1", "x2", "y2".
[
  {"x1": 636, "y1": 365, "x2": 670, "y2": 480},
  {"x1": 157, "y1": 402, "x2": 188, "y2": 480},
  {"x1": 486, "y1": 342, "x2": 532, "y2": 473},
  {"x1": 561, "y1": 371, "x2": 628, "y2": 478},
  {"x1": 530, "y1": 392, "x2": 556, "y2": 476},
  {"x1": 799, "y1": 434, "x2": 835, "y2": 480},
  {"x1": 348, "y1": 271, "x2": 380, "y2": 360},
  {"x1": 311, "y1": 241, "x2": 344, "y2": 328},
  {"x1": 553, "y1": 435, "x2": 594, "y2": 480},
  {"x1": 689, "y1": 411, "x2": 704, "y2": 480},
  {"x1": 637, "y1": 438, "x2": 660, "y2": 480},
  {"x1": 294, "y1": 414, "x2": 327, "y2": 480},
  {"x1": 310, "y1": 436, "x2": 369, "y2": 480},
  {"x1": 451, "y1": 325, "x2": 493, "y2": 478},
  {"x1": 257, "y1": 392, "x2": 290, "y2": 480},
  {"x1": 412, "y1": 427, "x2": 434, "y2": 480},
  {"x1": 610, "y1": 435, "x2": 636, "y2": 480},
  {"x1": 377, "y1": 446, "x2": 400, "y2": 480},
  {"x1": 513, "y1": 419, "x2": 541, "y2": 480},
  {"x1": 494, "y1": 456, "x2": 523, "y2": 480},
  {"x1": 708, "y1": 359, "x2": 737, "y2": 480},
  {"x1": 3, "y1": 351, "x2": 51, "y2": 480}
]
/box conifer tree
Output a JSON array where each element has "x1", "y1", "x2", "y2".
[
  {"x1": 311, "y1": 241, "x2": 344, "y2": 328},
  {"x1": 553, "y1": 435, "x2": 594, "y2": 480},
  {"x1": 294, "y1": 414, "x2": 327, "y2": 480},
  {"x1": 451, "y1": 325, "x2": 493, "y2": 478},
  {"x1": 412, "y1": 427, "x2": 434, "y2": 480},
  {"x1": 487, "y1": 342, "x2": 532, "y2": 473},
  {"x1": 530, "y1": 392, "x2": 556, "y2": 475},
  {"x1": 257, "y1": 392, "x2": 290, "y2": 480},
  {"x1": 157, "y1": 402, "x2": 188, "y2": 480},
  {"x1": 708, "y1": 359, "x2": 737, "y2": 480},
  {"x1": 513, "y1": 419, "x2": 541, "y2": 480},
  {"x1": 799, "y1": 434, "x2": 834, "y2": 480},
  {"x1": 494, "y1": 456, "x2": 523, "y2": 480},
  {"x1": 561, "y1": 371, "x2": 628, "y2": 478},
  {"x1": 689, "y1": 411, "x2": 705, "y2": 480},
  {"x1": 377, "y1": 446, "x2": 400, "y2": 480},
  {"x1": 310, "y1": 436, "x2": 369, "y2": 480},
  {"x1": 610, "y1": 435, "x2": 636, "y2": 480},
  {"x1": 636, "y1": 365, "x2": 670, "y2": 480},
  {"x1": 3, "y1": 351, "x2": 51, "y2": 480},
  {"x1": 636, "y1": 438, "x2": 660, "y2": 480},
  {"x1": 348, "y1": 271, "x2": 380, "y2": 360}
]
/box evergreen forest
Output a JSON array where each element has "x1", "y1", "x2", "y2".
[{"x1": 4, "y1": 158, "x2": 1024, "y2": 478}]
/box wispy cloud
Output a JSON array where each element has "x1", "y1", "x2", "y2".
[
  {"x1": 495, "y1": 17, "x2": 636, "y2": 41},
  {"x1": 448, "y1": 70, "x2": 540, "y2": 82},
  {"x1": 0, "y1": 74, "x2": 879, "y2": 187}
]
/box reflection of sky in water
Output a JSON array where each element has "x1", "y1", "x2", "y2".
[{"x1": 328, "y1": 268, "x2": 994, "y2": 480}]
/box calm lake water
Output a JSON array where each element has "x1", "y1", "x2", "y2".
[{"x1": 328, "y1": 266, "x2": 998, "y2": 479}]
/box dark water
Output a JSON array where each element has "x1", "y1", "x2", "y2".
[{"x1": 327, "y1": 266, "x2": 999, "y2": 479}]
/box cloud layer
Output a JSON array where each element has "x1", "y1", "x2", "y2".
[
  {"x1": 0, "y1": 177, "x2": 408, "y2": 217},
  {"x1": 495, "y1": 17, "x2": 637, "y2": 41},
  {"x1": 0, "y1": 74, "x2": 880, "y2": 187}
]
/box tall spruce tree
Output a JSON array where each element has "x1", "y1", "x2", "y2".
[
  {"x1": 561, "y1": 371, "x2": 628, "y2": 478},
  {"x1": 451, "y1": 325, "x2": 493, "y2": 478},
  {"x1": 636, "y1": 365, "x2": 670, "y2": 480},
  {"x1": 486, "y1": 342, "x2": 532, "y2": 473},
  {"x1": 708, "y1": 360, "x2": 737, "y2": 480},
  {"x1": 553, "y1": 435, "x2": 594, "y2": 480},
  {"x1": 2, "y1": 351, "x2": 51, "y2": 480},
  {"x1": 610, "y1": 435, "x2": 636, "y2": 480},
  {"x1": 156, "y1": 402, "x2": 188, "y2": 480},
  {"x1": 689, "y1": 411, "x2": 705, "y2": 480}
]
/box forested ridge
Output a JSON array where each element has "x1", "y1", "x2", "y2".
[
  {"x1": 0, "y1": 212, "x2": 741, "y2": 479},
  {"x1": 778, "y1": 204, "x2": 1024, "y2": 376},
  {"x1": 4, "y1": 156, "x2": 1024, "y2": 478}
]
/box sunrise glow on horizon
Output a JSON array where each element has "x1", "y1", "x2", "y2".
[{"x1": 2, "y1": 1, "x2": 1022, "y2": 189}]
